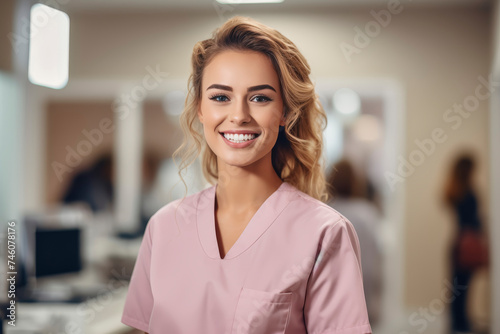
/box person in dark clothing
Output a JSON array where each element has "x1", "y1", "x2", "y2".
[
  {"x1": 443, "y1": 153, "x2": 485, "y2": 334},
  {"x1": 62, "y1": 154, "x2": 114, "y2": 213}
]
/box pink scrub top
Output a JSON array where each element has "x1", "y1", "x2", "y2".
[{"x1": 121, "y1": 181, "x2": 372, "y2": 334}]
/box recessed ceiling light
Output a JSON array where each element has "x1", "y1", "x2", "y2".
[{"x1": 216, "y1": 0, "x2": 284, "y2": 4}]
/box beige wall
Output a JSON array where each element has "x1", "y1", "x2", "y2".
[
  {"x1": 62, "y1": 6, "x2": 491, "y2": 312},
  {"x1": 46, "y1": 101, "x2": 114, "y2": 204},
  {"x1": 491, "y1": 1, "x2": 499, "y2": 331}
]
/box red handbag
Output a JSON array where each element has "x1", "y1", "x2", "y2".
[{"x1": 456, "y1": 228, "x2": 489, "y2": 271}]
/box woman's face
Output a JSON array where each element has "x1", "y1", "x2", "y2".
[{"x1": 198, "y1": 49, "x2": 285, "y2": 169}]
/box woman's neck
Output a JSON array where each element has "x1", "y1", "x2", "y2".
[{"x1": 215, "y1": 155, "x2": 283, "y2": 214}]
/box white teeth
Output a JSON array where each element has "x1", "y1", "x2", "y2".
[{"x1": 223, "y1": 133, "x2": 257, "y2": 143}]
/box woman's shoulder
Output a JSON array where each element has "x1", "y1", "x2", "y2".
[
  {"x1": 148, "y1": 185, "x2": 215, "y2": 226},
  {"x1": 284, "y1": 182, "x2": 354, "y2": 232}
]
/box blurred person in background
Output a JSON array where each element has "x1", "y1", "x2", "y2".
[
  {"x1": 61, "y1": 152, "x2": 163, "y2": 237},
  {"x1": 138, "y1": 152, "x2": 163, "y2": 235},
  {"x1": 326, "y1": 159, "x2": 383, "y2": 326},
  {"x1": 443, "y1": 153, "x2": 489, "y2": 334},
  {"x1": 140, "y1": 155, "x2": 206, "y2": 231},
  {"x1": 62, "y1": 153, "x2": 114, "y2": 213}
]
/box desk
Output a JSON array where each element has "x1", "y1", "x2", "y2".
[
  {"x1": 5, "y1": 285, "x2": 131, "y2": 334},
  {"x1": 5, "y1": 220, "x2": 142, "y2": 333}
]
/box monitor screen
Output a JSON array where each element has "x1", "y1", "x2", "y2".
[{"x1": 35, "y1": 227, "x2": 82, "y2": 277}]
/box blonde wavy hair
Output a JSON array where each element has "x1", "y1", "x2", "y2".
[{"x1": 172, "y1": 16, "x2": 329, "y2": 202}]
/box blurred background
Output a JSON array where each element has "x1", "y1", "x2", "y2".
[{"x1": 0, "y1": 0, "x2": 499, "y2": 333}]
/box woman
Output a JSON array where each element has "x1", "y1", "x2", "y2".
[
  {"x1": 121, "y1": 16, "x2": 372, "y2": 334},
  {"x1": 443, "y1": 153, "x2": 485, "y2": 334}
]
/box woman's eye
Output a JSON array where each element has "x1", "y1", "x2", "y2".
[
  {"x1": 209, "y1": 94, "x2": 229, "y2": 102},
  {"x1": 251, "y1": 95, "x2": 272, "y2": 103}
]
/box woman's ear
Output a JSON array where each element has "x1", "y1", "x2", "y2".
[{"x1": 280, "y1": 117, "x2": 286, "y2": 127}]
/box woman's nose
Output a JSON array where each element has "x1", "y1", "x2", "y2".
[{"x1": 229, "y1": 99, "x2": 251, "y2": 124}]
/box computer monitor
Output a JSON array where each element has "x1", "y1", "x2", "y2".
[
  {"x1": 19, "y1": 215, "x2": 84, "y2": 281},
  {"x1": 35, "y1": 227, "x2": 82, "y2": 277}
]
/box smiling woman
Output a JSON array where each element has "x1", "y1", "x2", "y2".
[
  {"x1": 121, "y1": 16, "x2": 372, "y2": 334},
  {"x1": 199, "y1": 49, "x2": 285, "y2": 174},
  {"x1": 177, "y1": 17, "x2": 329, "y2": 198}
]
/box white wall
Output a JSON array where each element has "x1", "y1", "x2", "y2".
[{"x1": 0, "y1": 73, "x2": 22, "y2": 224}]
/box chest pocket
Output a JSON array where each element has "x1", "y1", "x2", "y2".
[{"x1": 231, "y1": 287, "x2": 293, "y2": 334}]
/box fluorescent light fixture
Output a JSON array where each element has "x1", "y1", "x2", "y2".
[
  {"x1": 28, "y1": 3, "x2": 70, "y2": 89},
  {"x1": 216, "y1": 0, "x2": 284, "y2": 4}
]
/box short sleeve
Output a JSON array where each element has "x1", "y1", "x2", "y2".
[
  {"x1": 121, "y1": 216, "x2": 155, "y2": 332},
  {"x1": 304, "y1": 217, "x2": 372, "y2": 334}
]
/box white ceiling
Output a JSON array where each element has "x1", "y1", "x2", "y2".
[{"x1": 60, "y1": 0, "x2": 491, "y2": 12}]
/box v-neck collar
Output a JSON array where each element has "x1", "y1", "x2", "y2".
[{"x1": 196, "y1": 181, "x2": 296, "y2": 260}]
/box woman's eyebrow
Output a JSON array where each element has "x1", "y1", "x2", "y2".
[
  {"x1": 248, "y1": 84, "x2": 276, "y2": 92},
  {"x1": 206, "y1": 84, "x2": 276, "y2": 92}
]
